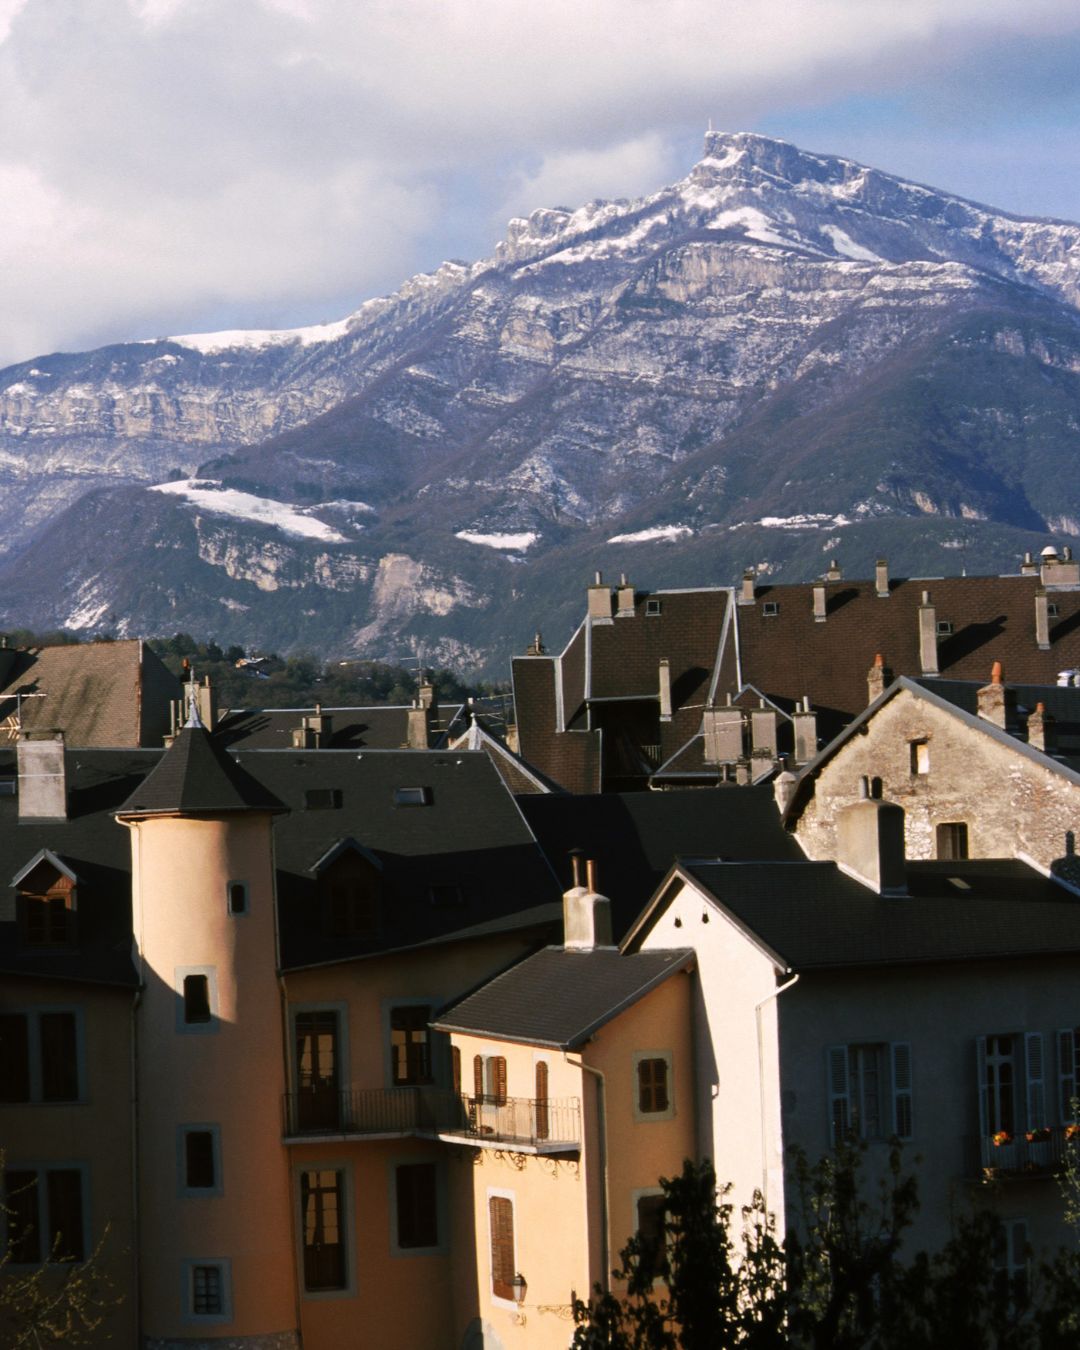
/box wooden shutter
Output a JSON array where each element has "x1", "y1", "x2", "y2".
[
  {"x1": 489, "y1": 1196, "x2": 515, "y2": 1300},
  {"x1": 1025, "y1": 1032, "x2": 1046, "y2": 1130},
  {"x1": 976, "y1": 1037, "x2": 989, "y2": 1140},
  {"x1": 827, "y1": 1046, "x2": 850, "y2": 1145},
  {"x1": 1059, "y1": 1029, "x2": 1077, "y2": 1123},
  {"x1": 493, "y1": 1056, "x2": 508, "y2": 1106},
  {"x1": 535, "y1": 1060, "x2": 549, "y2": 1140},
  {"x1": 451, "y1": 1046, "x2": 461, "y2": 1096},
  {"x1": 473, "y1": 1054, "x2": 484, "y2": 1100},
  {"x1": 890, "y1": 1043, "x2": 913, "y2": 1139}
]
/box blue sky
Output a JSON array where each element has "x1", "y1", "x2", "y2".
[{"x1": 1, "y1": 0, "x2": 1079, "y2": 368}]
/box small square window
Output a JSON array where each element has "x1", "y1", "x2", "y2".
[
  {"x1": 645, "y1": 598, "x2": 662, "y2": 617},
  {"x1": 936, "y1": 620, "x2": 954, "y2": 636},
  {"x1": 393, "y1": 786, "x2": 431, "y2": 807},
  {"x1": 936, "y1": 821, "x2": 969, "y2": 861},
  {"x1": 762, "y1": 602, "x2": 780, "y2": 617},
  {"x1": 304, "y1": 788, "x2": 343, "y2": 810},
  {"x1": 192, "y1": 1265, "x2": 223, "y2": 1315},
  {"x1": 183, "y1": 975, "x2": 211, "y2": 1025},
  {"x1": 227, "y1": 881, "x2": 248, "y2": 916}
]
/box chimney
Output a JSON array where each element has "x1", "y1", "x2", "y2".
[
  {"x1": 702, "y1": 699, "x2": 745, "y2": 763},
  {"x1": 563, "y1": 853, "x2": 614, "y2": 952},
  {"x1": 976, "y1": 661, "x2": 1015, "y2": 731},
  {"x1": 658, "y1": 659, "x2": 672, "y2": 722},
  {"x1": 836, "y1": 781, "x2": 906, "y2": 895},
  {"x1": 738, "y1": 569, "x2": 756, "y2": 605},
  {"x1": 291, "y1": 725, "x2": 315, "y2": 749},
  {"x1": 418, "y1": 679, "x2": 436, "y2": 711},
  {"x1": 303, "y1": 702, "x2": 333, "y2": 749},
  {"x1": 918, "y1": 591, "x2": 939, "y2": 676},
  {"x1": 1040, "y1": 546, "x2": 1080, "y2": 588},
  {"x1": 17, "y1": 730, "x2": 67, "y2": 822},
  {"x1": 825, "y1": 558, "x2": 842, "y2": 583},
  {"x1": 1035, "y1": 589, "x2": 1051, "y2": 650},
  {"x1": 1028, "y1": 701, "x2": 1056, "y2": 754},
  {"x1": 616, "y1": 574, "x2": 636, "y2": 617},
  {"x1": 867, "y1": 652, "x2": 891, "y2": 705},
  {"x1": 812, "y1": 584, "x2": 827, "y2": 623},
  {"x1": 875, "y1": 558, "x2": 890, "y2": 598},
  {"x1": 750, "y1": 701, "x2": 777, "y2": 759},
  {"x1": 1020, "y1": 551, "x2": 1038, "y2": 576},
  {"x1": 197, "y1": 676, "x2": 217, "y2": 732},
  {"x1": 773, "y1": 766, "x2": 797, "y2": 814},
  {"x1": 525, "y1": 631, "x2": 547, "y2": 656},
  {"x1": 792, "y1": 697, "x2": 817, "y2": 765},
  {"x1": 406, "y1": 702, "x2": 429, "y2": 749},
  {"x1": 587, "y1": 571, "x2": 614, "y2": 623}
]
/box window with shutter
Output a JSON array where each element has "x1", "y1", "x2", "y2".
[
  {"x1": 486, "y1": 1056, "x2": 507, "y2": 1106},
  {"x1": 535, "y1": 1060, "x2": 550, "y2": 1140},
  {"x1": 891, "y1": 1043, "x2": 913, "y2": 1139},
  {"x1": 1025, "y1": 1033, "x2": 1046, "y2": 1130},
  {"x1": 473, "y1": 1054, "x2": 484, "y2": 1101},
  {"x1": 1059, "y1": 1028, "x2": 1079, "y2": 1122},
  {"x1": 828, "y1": 1043, "x2": 910, "y2": 1144},
  {"x1": 489, "y1": 1195, "x2": 515, "y2": 1301},
  {"x1": 638, "y1": 1059, "x2": 669, "y2": 1113},
  {"x1": 828, "y1": 1045, "x2": 850, "y2": 1144},
  {"x1": 451, "y1": 1046, "x2": 461, "y2": 1096}
]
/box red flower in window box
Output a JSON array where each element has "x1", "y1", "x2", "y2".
[
  {"x1": 992, "y1": 1130, "x2": 1012, "y2": 1147},
  {"x1": 1065, "y1": 1124, "x2": 1080, "y2": 1141},
  {"x1": 1025, "y1": 1127, "x2": 1051, "y2": 1143}
]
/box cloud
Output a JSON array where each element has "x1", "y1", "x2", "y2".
[{"x1": 1, "y1": 0, "x2": 1079, "y2": 366}]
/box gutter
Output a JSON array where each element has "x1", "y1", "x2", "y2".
[{"x1": 566, "y1": 1054, "x2": 610, "y2": 1293}]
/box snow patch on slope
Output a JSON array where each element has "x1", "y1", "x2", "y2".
[
  {"x1": 455, "y1": 530, "x2": 538, "y2": 551},
  {"x1": 150, "y1": 479, "x2": 347, "y2": 542},
  {"x1": 607, "y1": 525, "x2": 693, "y2": 544},
  {"x1": 164, "y1": 316, "x2": 353, "y2": 354}
]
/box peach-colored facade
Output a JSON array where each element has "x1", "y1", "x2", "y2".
[{"x1": 0, "y1": 974, "x2": 137, "y2": 1347}]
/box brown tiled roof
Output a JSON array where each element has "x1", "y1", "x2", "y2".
[
  {"x1": 512, "y1": 654, "x2": 601, "y2": 794},
  {"x1": 0, "y1": 640, "x2": 180, "y2": 748},
  {"x1": 588, "y1": 589, "x2": 728, "y2": 704},
  {"x1": 734, "y1": 573, "x2": 1080, "y2": 737}
]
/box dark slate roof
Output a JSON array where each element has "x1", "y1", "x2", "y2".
[
  {"x1": 0, "y1": 748, "x2": 155, "y2": 987},
  {"x1": 914, "y1": 677, "x2": 1080, "y2": 769},
  {"x1": 116, "y1": 725, "x2": 285, "y2": 816},
  {"x1": 0, "y1": 640, "x2": 180, "y2": 748},
  {"x1": 215, "y1": 705, "x2": 413, "y2": 750},
  {"x1": 238, "y1": 749, "x2": 561, "y2": 969},
  {"x1": 433, "y1": 945, "x2": 693, "y2": 1047},
  {"x1": 734, "y1": 573, "x2": 1080, "y2": 742},
  {"x1": 518, "y1": 784, "x2": 801, "y2": 939},
  {"x1": 668, "y1": 858, "x2": 1080, "y2": 971},
  {"x1": 448, "y1": 722, "x2": 557, "y2": 795}
]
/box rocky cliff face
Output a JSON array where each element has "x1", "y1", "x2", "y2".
[{"x1": 2, "y1": 133, "x2": 1080, "y2": 668}]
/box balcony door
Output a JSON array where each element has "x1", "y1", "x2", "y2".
[{"x1": 295, "y1": 1011, "x2": 340, "y2": 1130}]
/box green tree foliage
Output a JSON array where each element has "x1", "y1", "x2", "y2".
[{"x1": 572, "y1": 1145, "x2": 1080, "y2": 1350}]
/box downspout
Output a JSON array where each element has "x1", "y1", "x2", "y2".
[
  {"x1": 566, "y1": 1054, "x2": 610, "y2": 1293},
  {"x1": 754, "y1": 973, "x2": 799, "y2": 1211}
]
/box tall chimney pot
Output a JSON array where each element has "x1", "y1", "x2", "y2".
[{"x1": 875, "y1": 558, "x2": 889, "y2": 598}]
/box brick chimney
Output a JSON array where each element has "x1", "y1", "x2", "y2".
[
  {"x1": 792, "y1": 697, "x2": 818, "y2": 765},
  {"x1": 658, "y1": 659, "x2": 672, "y2": 722},
  {"x1": 17, "y1": 730, "x2": 67, "y2": 822},
  {"x1": 867, "y1": 652, "x2": 891, "y2": 705},
  {"x1": 825, "y1": 558, "x2": 842, "y2": 582},
  {"x1": 587, "y1": 571, "x2": 614, "y2": 623},
  {"x1": 1028, "y1": 701, "x2": 1056, "y2": 754},
  {"x1": 738, "y1": 568, "x2": 756, "y2": 605},
  {"x1": 616, "y1": 574, "x2": 635, "y2": 617},
  {"x1": 836, "y1": 780, "x2": 906, "y2": 895},
  {"x1": 976, "y1": 661, "x2": 1015, "y2": 731},
  {"x1": 875, "y1": 558, "x2": 889, "y2": 598},
  {"x1": 918, "y1": 591, "x2": 939, "y2": 676},
  {"x1": 1036, "y1": 589, "x2": 1051, "y2": 650},
  {"x1": 406, "y1": 702, "x2": 429, "y2": 749},
  {"x1": 563, "y1": 852, "x2": 614, "y2": 951},
  {"x1": 812, "y1": 584, "x2": 827, "y2": 623}
]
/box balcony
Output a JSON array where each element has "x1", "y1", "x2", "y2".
[
  {"x1": 283, "y1": 1087, "x2": 580, "y2": 1153},
  {"x1": 977, "y1": 1127, "x2": 1074, "y2": 1180}
]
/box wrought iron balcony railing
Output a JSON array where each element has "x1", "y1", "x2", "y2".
[
  {"x1": 977, "y1": 1126, "x2": 1074, "y2": 1179},
  {"x1": 284, "y1": 1086, "x2": 580, "y2": 1151}
]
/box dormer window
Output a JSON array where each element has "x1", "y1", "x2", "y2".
[
  {"x1": 762, "y1": 602, "x2": 779, "y2": 617},
  {"x1": 645, "y1": 599, "x2": 662, "y2": 617},
  {"x1": 313, "y1": 842, "x2": 383, "y2": 939},
  {"x1": 936, "y1": 620, "x2": 954, "y2": 636},
  {"x1": 12, "y1": 852, "x2": 78, "y2": 949}
]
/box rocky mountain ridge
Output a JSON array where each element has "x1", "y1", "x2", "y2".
[{"x1": 2, "y1": 132, "x2": 1080, "y2": 669}]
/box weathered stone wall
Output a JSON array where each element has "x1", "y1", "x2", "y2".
[{"x1": 795, "y1": 688, "x2": 1080, "y2": 870}]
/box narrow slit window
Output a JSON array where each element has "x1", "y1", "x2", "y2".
[
  {"x1": 227, "y1": 882, "x2": 248, "y2": 916},
  {"x1": 185, "y1": 1131, "x2": 216, "y2": 1190},
  {"x1": 183, "y1": 975, "x2": 211, "y2": 1025}
]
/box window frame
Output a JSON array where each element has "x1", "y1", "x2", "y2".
[
  {"x1": 177, "y1": 1124, "x2": 223, "y2": 1198},
  {"x1": 631, "y1": 1186, "x2": 668, "y2": 1285},
  {"x1": 827, "y1": 1042, "x2": 913, "y2": 1145},
  {"x1": 181, "y1": 1257, "x2": 233, "y2": 1325},
  {"x1": 382, "y1": 998, "x2": 438, "y2": 1089},
  {"x1": 290, "y1": 1002, "x2": 347, "y2": 1133},
  {"x1": 388, "y1": 1156, "x2": 446, "y2": 1258},
  {"x1": 175, "y1": 966, "x2": 219, "y2": 1035},
  {"x1": 294, "y1": 1163, "x2": 355, "y2": 1301},
  {"x1": 935, "y1": 821, "x2": 969, "y2": 861},
  {"x1": 909, "y1": 739, "x2": 930, "y2": 775},
  {"x1": 2, "y1": 1161, "x2": 89, "y2": 1267},
  {"x1": 633, "y1": 1050, "x2": 675, "y2": 1123},
  {"x1": 0, "y1": 1007, "x2": 84, "y2": 1105}
]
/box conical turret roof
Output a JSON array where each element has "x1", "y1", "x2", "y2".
[{"x1": 116, "y1": 725, "x2": 284, "y2": 818}]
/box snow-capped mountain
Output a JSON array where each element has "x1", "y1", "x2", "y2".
[{"x1": 2, "y1": 132, "x2": 1080, "y2": 668}]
